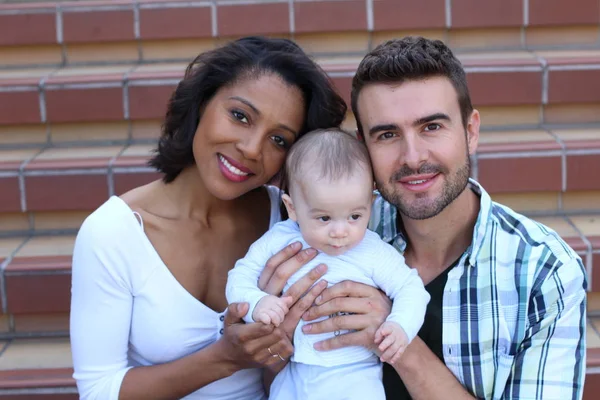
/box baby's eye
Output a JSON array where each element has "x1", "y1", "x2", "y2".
[
  {"x1": 350, "y1": 214, "x2": 361, "y2": 221},
  {"x1": 318, "y1": 216, "x2": 330, "y2": 222}
]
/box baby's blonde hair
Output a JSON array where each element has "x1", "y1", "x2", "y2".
[{"x1": 284, "y1": 128, "x2": 372, "y2": 189}]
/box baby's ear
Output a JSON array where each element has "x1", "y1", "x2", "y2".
[{"x1": 282, "y1": 194, "x2": 297, "y2": 221}]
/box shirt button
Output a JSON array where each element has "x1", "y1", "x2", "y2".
[
  {"x1": 219, "y1": 315, "x2": 225, "y2": 322},
  {"x1": 220, "y1": 329, "x2": 224, "y2": 335},
  {"x1": 334, "y1": 330, "x2": 340, "y2": 336}
]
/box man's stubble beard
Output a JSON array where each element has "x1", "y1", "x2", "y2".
[{"x1": 376, "y1": 153, "x2": 471, "y2": 221}]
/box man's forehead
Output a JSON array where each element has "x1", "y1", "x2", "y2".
[{"x1": 359, "y1": 78, "x2": 459, "y2": 126}]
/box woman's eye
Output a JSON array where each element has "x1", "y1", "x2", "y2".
[
  {"x1": 232, "y1": 110, "x2": 248, "y2": 124},
  {"x1": 424, "y1": 123, "x2": 441, "y2": 132},
  {"x1": 318, "y1": 216, "x2": 330, "y2": 222},
  {"x1": 270, "y1": 135, "x2": 288, "y2": 148},
  {"x1": 350, "y1": 214, "x2": 361, "y2": 221}
]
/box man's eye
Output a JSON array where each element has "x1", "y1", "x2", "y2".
[
  {"x1": 318, "y1": 216, "x2": 330, "y2": 222},
  {"x1": 424, "y1": 123, "x2": 441, "y2": 132},
  {"x1": 232, "y1": 110, "x2": 248, "y2": 124},
  {"x1": 350, "y1": 214, "x2": 361, "y2": 221},
  {"x1": 378, "y1": 132, "x2": 396, "y2": 140}
]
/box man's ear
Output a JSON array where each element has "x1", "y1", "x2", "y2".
[
  {"x1": 282, "y1": 194, "x2": 297, "y2": 221},
  {"x1": 466, "y1": 109, "x2": 480, "y2": 155}
]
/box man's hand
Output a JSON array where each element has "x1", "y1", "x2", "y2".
[
  {"x1": 252, "y1": 295, "x2": 293, "y2": 327},
  {"x1": 301, "y1": 281, "x2": 391, "y2": 351}
]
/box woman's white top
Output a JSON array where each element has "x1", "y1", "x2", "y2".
[{"x1": 70, "y1": 186, "x2": 282, "y2": 400}]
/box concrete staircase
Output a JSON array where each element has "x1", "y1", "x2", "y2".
[{"x1": 0, "y1": 0, "x2": 599, "y2": 398}]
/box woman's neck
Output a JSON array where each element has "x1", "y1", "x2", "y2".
[{"x1": 153, "y1": 167, "x2": 238, "y2": 225}]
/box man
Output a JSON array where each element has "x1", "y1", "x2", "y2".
[{"x1": 260, "y1": 37, "x2": 586, "y2": 399}]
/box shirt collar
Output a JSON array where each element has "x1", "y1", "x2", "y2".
[{"x1": 370, "y1": 178, "x2": 493, "y2": 267}]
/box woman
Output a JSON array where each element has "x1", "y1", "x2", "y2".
[{"x1": 70, "y1": 36, "x2": 347, "y2": 399}]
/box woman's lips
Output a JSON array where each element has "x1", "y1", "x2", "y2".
[{"x1": 217, "y1": 154, "x2": 253, "y2": 183}]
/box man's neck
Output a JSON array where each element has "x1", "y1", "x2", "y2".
[{"x1": 401, "y1": 186, "x2": 480, "y2": 280}]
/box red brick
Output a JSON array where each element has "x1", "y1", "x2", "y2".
[
  {"x1": 0, "y1": 176, "x2": 21, "y2": 213},
  {"x1": 25, "y1": 174, "x2": 108, "y2": 212},
  {"x1": 566, "y1": 154, "x2": 600, "y2": 191},
  {"x1": 529, "y1": 0, "x2": 599, "y2": 26},
  {"x1": 548, "y1": 70, "x2": 600, "y2": 104},
  {"x1": 452, "y1": 0, "x2": 522, "y2": 28},
  {"x1": 5, "y1": 274, "x2": 71, "y2": 314},
  {"x1": 128, "y1": 84, "x2": 176, "y2": 120},
  {"x1": 45, "y1": 87, "x2": 123, "y2": 123},
  {"x1": 114, "y1": 172, "x2": 161, "y2": 195},
  {"x1": 140, "y1": 6, "x2": 212, "y2": 40},
  {"x1": 584, "y1": 366, "x2": 600, "y2": 400},
  {"x1": 373, "y1": 0, "x2": 445, "y2": 31},
  {"x1": 218, "y1": 3, "x2": 289, "y2": 37},
  {"x1": 0, "y1": 368, "x2": 75, "y2": 391},
  {"x1": 0, "y1": 13, "x2": 56, "y2": 46},
  {"x1": 477, "y1": 156, "x2": 562, "y2": 193},
  {"x1": 294, "y1": 0, "x2": 367, "y2": 33},
  {"x1": 467, "y1": 71, "x2": 542, "y2": 106},
  {"x1": 62, "y1": 10, "x2": 134, "y2": 43},
  {"x1": 330, "y1": 75, "x2": 352, "y2": 106},
  {"x1": 0, "y1": 91, "x2": 41, "y2": 125}
]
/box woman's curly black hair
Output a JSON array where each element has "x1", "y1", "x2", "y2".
[{"x1": 149, "y1": 36, "x2": 347, "y2": 183}]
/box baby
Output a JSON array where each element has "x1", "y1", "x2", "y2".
[{"x1": 226, "y1": 129, "x2": 430, "y2": 400}]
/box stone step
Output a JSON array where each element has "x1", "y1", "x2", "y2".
[
  {"x1": 0, "y1": 0, "x2": 599, "y2": 69},
  {"x1": 1, "y1": 129, "x2": 600, "y2": 213},
  {"x1": 0, "y1": 212, "x2": 597, "y2": 328},
  {"x1": 2, "y1": 49, "x2": 600, "y2": 132}
]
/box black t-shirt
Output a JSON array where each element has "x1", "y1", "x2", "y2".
[{"x1": 382, "y1": 258, "x2": 459, "y2": 399}]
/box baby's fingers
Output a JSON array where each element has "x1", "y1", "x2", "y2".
[
  {"x1": 378, "y1": 334, "x2": 395, "y2": 354},
  {"x1": 380, "y1": 340, "x2": 401, "y2": 363},
  {"x1": 267, "y1": 309, "x2": 284, "y2": 327},
  {"x1": 257, "y1": 312, "x2": 272, "y2": 326}
]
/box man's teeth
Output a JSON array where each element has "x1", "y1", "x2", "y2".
[
  {"x1": 408, "y1": 179, "x2": 428, "y2": 184},
  {"x1": 219, "y1": 155, "x2": 249, "y2": 176}
]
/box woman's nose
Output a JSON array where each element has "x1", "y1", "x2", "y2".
[{"x1": 236, "y1": 133, "x2": 263, "y2": 160}]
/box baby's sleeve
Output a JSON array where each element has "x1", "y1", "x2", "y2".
[
  {"x1": 225, "y1": 227, "x2": 278, "y2": 324},
  {"x1": 370, "y1": 241, "x2": 430, "y2": 342}
]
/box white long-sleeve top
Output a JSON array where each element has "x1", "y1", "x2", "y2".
[
  {"x1": 226, "y1": 219, "x2": 430, "y2": 367},
  {"x1": 70, "y1": 186, "x2": 283, "y2": 400}
]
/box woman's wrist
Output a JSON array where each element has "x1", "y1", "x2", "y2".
[{"x1": 203, "y1": 338, "x2": 241, "y2": 377}]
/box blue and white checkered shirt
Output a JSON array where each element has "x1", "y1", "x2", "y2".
[{"x1": 369, "y1": 179, "x2": 587, "y2": 399}]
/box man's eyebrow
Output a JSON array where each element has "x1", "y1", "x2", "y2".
[
  {"x1": 414, "y1": 113, "x2": 451, "y2": 126},
  {"x1": 229, "y1": 96, "x2": 259, "y2": 115},
  {"x1": 368, "y1": 123, "x2": 399, "y2": 137}
]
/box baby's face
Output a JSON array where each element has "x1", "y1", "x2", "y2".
[{"x1": 285, "y1": 170, "x2": 373, "y2": 256}]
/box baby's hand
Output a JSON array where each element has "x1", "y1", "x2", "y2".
[
  {"x1": 252, "y1": 295, "x2": 293, "y2": 327},
  {"x1": 374, "y1": 321, "x2": 409, "y2": 364}
]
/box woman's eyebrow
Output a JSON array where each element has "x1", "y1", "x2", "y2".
[{"x1": 229, "y1": 96, "x2": 259, "y2": 115}]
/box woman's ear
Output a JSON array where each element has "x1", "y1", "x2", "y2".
[{"x1": 282, "y1": 194, "x2": 297, "y2": 221}]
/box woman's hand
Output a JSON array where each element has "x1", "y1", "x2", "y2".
[
  {"x1": 301, "y1": 281, "x2": 391, "y2": 352},
  {"x1": 219, "y1": 302, "x2": 293, "y2": 370}
]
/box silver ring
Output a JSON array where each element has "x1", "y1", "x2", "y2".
[
  {"x1": 268, "y1": 347, "x2": 274, "y2": 356},
  {"x1": 277, "y1": 354, "x2": 285, "y2": 361}
]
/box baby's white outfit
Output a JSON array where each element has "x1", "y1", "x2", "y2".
[{"x1": 226, "y1": 219, "x2": 430, "y2": 400}]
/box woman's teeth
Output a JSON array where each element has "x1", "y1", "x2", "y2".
[{"x1": 219, "y1": 155, "x2": 249, "y2": 176}]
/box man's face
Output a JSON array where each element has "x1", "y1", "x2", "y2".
[{"x1": 356, "y1": 76, "x2": 480, "y2": 220}]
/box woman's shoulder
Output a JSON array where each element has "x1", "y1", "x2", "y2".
[{"x1": 76, "y1": 196, "x2": 142, "y2": 250}]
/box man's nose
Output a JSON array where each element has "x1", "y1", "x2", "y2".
[{"x1": 402, "y1": 133, "x2": 427, "y2": 170}]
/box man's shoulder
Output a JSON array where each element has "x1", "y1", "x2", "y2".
[{"x1": 486, "y1": 201, "x2": 581, "y2": 268}]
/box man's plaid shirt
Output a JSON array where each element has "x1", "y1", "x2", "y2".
[{"x1": 369, "y1": 179, "x2": 587, "y2": 399}]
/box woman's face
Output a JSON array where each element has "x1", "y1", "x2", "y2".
[{"x1": 192, "y1": 73, "x2": 305, "y2": 200}]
